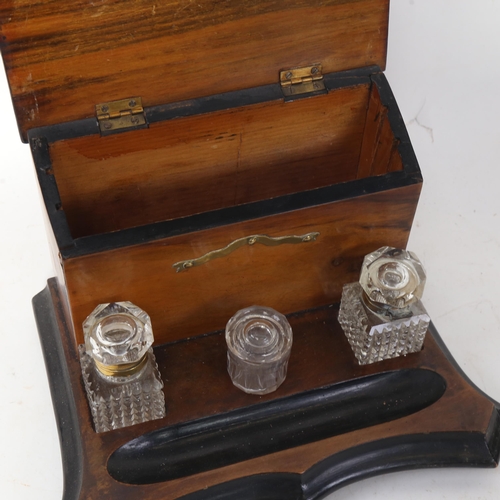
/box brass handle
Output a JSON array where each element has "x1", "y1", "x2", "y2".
[{"x1": 172, "y1": 232, "x2": 320, "y2": 273}]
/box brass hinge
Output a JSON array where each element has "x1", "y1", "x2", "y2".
[
  {"x1": 280, "y1": 65, "x2": 325, "y2": 97},
  {"x1": 96, "y1": 97, "x2": 147, "y2": 135}
]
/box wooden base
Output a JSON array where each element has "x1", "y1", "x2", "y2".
[{"x1": 33, "y1": 279, "x2": 500, "y2": 500}]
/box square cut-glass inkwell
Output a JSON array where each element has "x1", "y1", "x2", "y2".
[
  {"x1": 79, "y1": 301, "x2": 166, "y2": 433},
  {"x1": 338, "y1": 247, "x2": 430, "y2": 365}
]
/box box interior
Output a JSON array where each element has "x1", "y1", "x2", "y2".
[{"x1": 47, "y1": 82, "x2": 402, "y2": 240}]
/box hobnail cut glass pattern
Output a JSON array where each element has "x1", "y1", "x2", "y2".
[
  {"x1": 226, "y1": 306, "x2": 293, "y2": 395},
  {"x1": 360, "y1": 246, "x2": 426, "y2": 310},
  {"x1": 79, "y1": 346, "x2": 166, "y2": 433},
  {"x1": 83, "y1": 301, "x2": 153, "y2": 366},
  {"x1": 338, "y1": 283, "x2": 430, "y2": 365}
]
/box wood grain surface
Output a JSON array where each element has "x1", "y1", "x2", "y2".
[
  {"x1": 357, "y1": 83, "x2": 400, "y2": 178},
  {"x1": 37, "y1": 279, "x2": 498, "y2": 500},
  {"x1": 35, "y1": 72, "x2": 415, "y2": 348},
  {"x1": 63, "y1": 183, "x2": 420, "y2": 346},
  {"x1": 49, "y1": 85, "x2": 371, "y2": 238},
  {"x1": 0, "y1": 0, "x2": 389, "y2": 138}
]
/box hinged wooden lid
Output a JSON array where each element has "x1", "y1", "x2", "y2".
[{"x1": 0, "y1": 0, "x2": 389, "y2": 140}]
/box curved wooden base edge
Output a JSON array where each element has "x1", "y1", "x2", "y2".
[
  {"x1": 32, "y1": 283, "x2": 84, "y2": 500},
  {"x1": 179, "y1": 422, "x2": 500, "y2": 500},
  {"x1": 32, "y1": 279, "x2": 500, "y2": 500}
]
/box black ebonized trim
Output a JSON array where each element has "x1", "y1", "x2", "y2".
[
  {"x1": 178, "y1": 474, "x2": 303, "y2": 500},
  {"x1": 149, "y1": 83, "x2": 282, "y2": 123},
  {"x1": 32, "y1": 284, "x2": 83, "y2": 500},
  {"x1": 27, "y1": 118, "x2": 99, "y2": 144},
  {"x1": 108, "y1": 369, "x2": 446, "y2": 484},
  {"x1": 66, "y1": 168, "x2": 420, "y2": 258},
  {"x1": 27, "y1": 66, "x2": 379, "y2": 143},
  {"x1": 302, "y1": 425, "x2": 500, "y2": 500},
  {"x1": 323, "y1": 65, "x2": 376, "y2": 91},
  {"x1": 30, "y1": 137, "x2": 73, "y2": 250},
  {"x1": 486, "y1": 408, "x2": 500, "y2": 464},
  {"x1": 178, "y1": 426, "x2": 500, "y2": 500}
]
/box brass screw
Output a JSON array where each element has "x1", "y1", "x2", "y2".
[
  {"x1": 103, "y1": 122, "x2": 112, "y2": 130},
  {"x1": 285, "y1": 71, "x2": 293, "y2": 80},
  {"x1": 311, "y1": 66, "x2": 319, "y2": 75},
  {"x1": 101, "y1": 105, "x2": 109, "y2": 113},
  {"x1": 131, "y1": 116, "x2": 140, "y2": 125},
  {"x1": 129, "y1": 99, "x2": 137, "y2": 107}
]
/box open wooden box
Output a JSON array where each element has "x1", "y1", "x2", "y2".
[
  {"x1": 1, "y1": 0, "x2": 499, "y2": 498},
  {"x1": 33, "y1": 68, "x2": 422, "y2": 347}
]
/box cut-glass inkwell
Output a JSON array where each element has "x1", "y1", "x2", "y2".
[
  {"x1": 338, "y1": 246, "x2": 430, "y2": 365},
  {"x1": 79, "y1": 301, "x2": 166, "y2": 433},
  {"x1": 226, "y1": 305, "x2": 293, "y2": 395}
]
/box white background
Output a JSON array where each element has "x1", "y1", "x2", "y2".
[{"x1": 1, "y1": 1, "x2": 500, "y2": 499}]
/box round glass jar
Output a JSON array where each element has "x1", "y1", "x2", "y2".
[{"x1": 225, "y1": 305, "x2": 293, "y2": 395}]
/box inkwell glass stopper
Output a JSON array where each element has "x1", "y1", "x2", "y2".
[
  {"x1": 226, "y1": 306, "x2": 293, "y2": 395},
  {"x1": 79, "y1": 301, "x2": 166, "y2": 433},
  {"x1": 338, "y1": 246, "x2": 430, "y2": 365}
]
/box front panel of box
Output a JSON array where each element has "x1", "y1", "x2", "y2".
[{"x1": 63, "y1": 183, "x2": 420, "y2": 346}]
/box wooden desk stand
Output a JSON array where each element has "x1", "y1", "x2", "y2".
[{"x1": 34, "y1": 279, "x2": 500, "y2": 500}]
